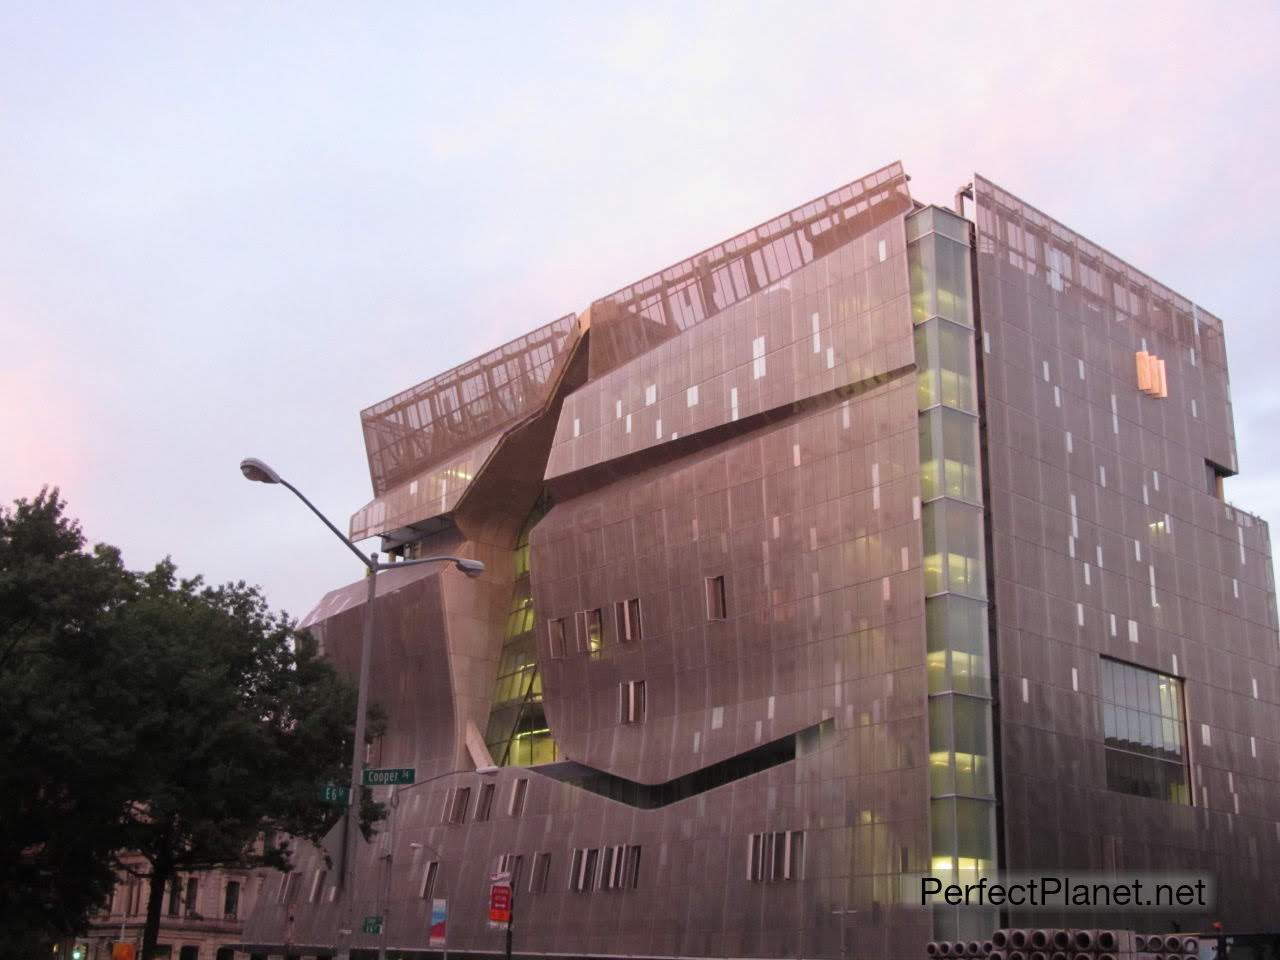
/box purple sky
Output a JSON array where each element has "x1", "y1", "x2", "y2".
[{"x1": 3, "y1": 3, "x2": 1279, "y2": 619}]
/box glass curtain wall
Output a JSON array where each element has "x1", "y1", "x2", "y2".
[
  {"x1": 908, "y1": 206, "x2": 997, "y2": 939},
  {"x1": 484, "y1": 502, "x2": 560, "y2": 766}
]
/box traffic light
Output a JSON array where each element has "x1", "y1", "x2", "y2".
[{"x1": 71, "y1": 944, "x2": 86, "y2": 960}]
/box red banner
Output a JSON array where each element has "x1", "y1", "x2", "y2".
[{"x1": 489, "y1": 882, "x2": 511, "y2": 923}]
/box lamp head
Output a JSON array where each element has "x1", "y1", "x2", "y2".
[
  {"x1": 476, "y1": 764, "x2": 499, "y2": 776},
  {"x1": 454, "y1": 558, "x2": 486, "y2": 578},
  {"x1": 240, "y1": 457, "x2": 282, "y2": 484}
]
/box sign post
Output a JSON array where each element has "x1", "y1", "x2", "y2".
[
  {"x1": 487, "y1": 872, "x2": 511, "y2": 929},
  {"x1": 488, "y1": 871, "x2": 514, "y2": 960}
]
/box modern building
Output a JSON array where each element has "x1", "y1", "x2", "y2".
[
  {"x1": 88, "y1": 856, "x2": 268, "y2": 960},
  {"x1": 241, "y1": 162, "x2": 1280, "y2": 959}
]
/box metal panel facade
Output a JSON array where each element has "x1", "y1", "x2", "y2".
[
  {"x1": 242, "y1": 167, "x2": 1280, "y2": 959},
  {"x1": 972, "y1": 174, "x2": 1280, "y2": 931}
]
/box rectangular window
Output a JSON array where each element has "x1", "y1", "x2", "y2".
[
  {"x1": 1100, "y1": 657, "x2": 1190, "y2": 805},
  {"x1": 615, "y1": 597, "x2": 642, "y2": 643},
  {"x1": 548, "y1": 618, "x2": 567, "y2": 659},
  {"x1": 582, "y1": 608, "x2": 603, "y2": 658},
  {"x1": 568, "y1": 847, "x2": 600, "y2": 892},
  {"x1": 619, "y1": 680, "x2": 646, "y2": 724},
  {"x1": 601, "y1": 845, "x2": 623, "y2": 890},
  {"x1": 184, "y1": 877, "x2": 199, "y2": 916},
  {"x1": 921, "y1": 500, "x2": 986, "y2": 598},
  {"x1": 509, "y1": 778, "x2": 529, "y2": 817},
  {"x1": 914, "y1": 318, "x2": 977, "y2": 413},
  {"x1": 419, "y1": 861, "x2": 439, "y2": 900},
  {"x1": 475, "y1": 782, "x2": 495, "y2": 821},
  {"x1": 444, "y1": 786, "x2": 471, "y2": 824},
  {"x1": 529, "y1": 852, "x2": 552, "y2": 894},
  {"x1": 918, "y1": 407, "x2": 981, "y2": 503},
  {"x1": 496, "y1": 853, "x2": 524, "y2": 889},
  {"x1": 167, "y1": 878, "x2": 181, "y2": 917},
  {"x1": 600, "y1": 845, "x2": 642, "y2": 891},
  {"x1": 223, "y1": 880, "x2": 240, "y2": 919},
  {"x1": 1205, "y1": 459, "x2": 1229, "y2": 501},
  {"x1": 747, "y1": 831, "x2": 804, "y2": 882},
  {"x1": 308, "y1": 869, "x2": 326, "y2": 903},
  {"x1": 276, "y1": 872, "x2": 294, "y2": 905},
  {"x1": 704, "y1": 576, "x2": 727, "y2": 621}
]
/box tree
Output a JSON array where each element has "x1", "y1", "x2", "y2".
[
  {"x1": 108, "y1": 561, "x2": 385, "y2": 960},
  {"x1": 0, "y1": 489, "x2": 134, "y2": 955},
  {"x1": 0, "y1": 491, "x2": 384, "y2": 958}
]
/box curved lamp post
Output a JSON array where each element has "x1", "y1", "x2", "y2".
[{"x1": 239, "y1": 457, "x2": 485, "y2": 956}]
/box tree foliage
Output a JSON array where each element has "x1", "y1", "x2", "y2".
[
  {"x1": 0, "y1": 490, "x2": 134, "y2": 953},
  {"x1": 0, "y1": 490, "x2": 384, "y2": 957}
]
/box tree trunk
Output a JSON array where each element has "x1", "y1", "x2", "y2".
[{"x1": 141, "y1": 865, "x2": 170, "y2": 960}]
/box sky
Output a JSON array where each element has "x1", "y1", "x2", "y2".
[{"x1": 3, "y1": 2, "x2": 1279, "y2": 620}]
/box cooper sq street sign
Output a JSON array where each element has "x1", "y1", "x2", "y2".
[{"x1": 362, "y1": 767, "x2": 415, "y2": 786}]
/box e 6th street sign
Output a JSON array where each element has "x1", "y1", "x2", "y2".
[
  {"x1": 363, "y1": 767, "x2": 415, "y2": 786},
  {"x1": 320, "y1": 783, "x2": 350, "y2": 805}
]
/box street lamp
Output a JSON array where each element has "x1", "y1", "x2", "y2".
[{"x1": 239, "y1": 456, "x2": 486, "y2": 954}]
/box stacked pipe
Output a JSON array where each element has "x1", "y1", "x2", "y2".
[
  {"x1": 925, "y1": 939, "x2": 995, "y2": 958},
  {"x1": 1134, "y1": 934, "x2": 1199, "y2": 960},
  {"x1": 929, "y1": 931, "x2": 1203, "y2": 960},
  {"x1": 966, "y1": 930, "x2": 1148, "y2": 960}
]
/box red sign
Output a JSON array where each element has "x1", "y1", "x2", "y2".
[{"x1": 489, "y1": 882, "x2": 512, "y2": 924}]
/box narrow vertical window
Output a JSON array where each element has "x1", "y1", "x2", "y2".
[
  {"x1": 548, "y1": 618, "x2": 567, "y2": 659},
  {"x1": 475, "y1": 782, "x2": 495, "y2": 821},
  {"x1": 223, "y1": 880, "x2": 240, "y2": 919},
  {"x1": 419, "y1": 861, "x2": 439, "y2": 900},
  {"x1": 704, "y1": 575, "x2": 727, "y2": 621},
  {"x1": 509, "y1": 777, "x2": 529, "y2": 817},
  {"x1": 497, "y1": 853, "x2": 524, "y2": 889},
  {"x1": 184, "y1": 877, "x2": 198, "y2": 916},
  {"x1": 529, "y1": 852, "x2": 552, "y2": 894},
  {"x1": 309, "y1": 869, "x2": 326, "y2": 903},
  {"x1": 582, "y1": 608, "x2": 603, "y2": 657},
  {"x1": 168, "y1": 878, "x2": 181, "y2": 917},
  {"x1": 620, "y1": 680, "x2": 646, "y2": 724},
  {"x1": 615, "y1": 597, "x2": 643, "y2": 643},
  {"x1": 569, "y1": 848, "x2": 600, "y2": 892},
  {"x1": 623, "y1": 845, "x2": 642, "y2": 889},
  {"x1": 601, "y1": 845, "x2": 622, "y2": 890},
  {"x1": 444, "y1": 786, "x2": 471, "y2": 824}
]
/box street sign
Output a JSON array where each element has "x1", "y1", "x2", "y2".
[
  {"x1": 488, "y1": 871, "x2": 512, "y2": 929},
  {"x1": 428, "y1": 898, "x2": 448, "y2": 947},
  {"x1": 362, "y1": 767, "x2": 415, "y2": 786},
  {"x1": 320, "y1": 783, "x2": 351, "y2": 805},
  {"x1": 362, "y1": 915, "x2": 383, "y2": 934}
]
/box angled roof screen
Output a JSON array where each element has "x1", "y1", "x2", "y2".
[
  {"x1": 359, "y1": 313, "x2": 581, "y2": 498},
  {"x1": 587, "y1": 160, "x2": 912, "y2": 379}
]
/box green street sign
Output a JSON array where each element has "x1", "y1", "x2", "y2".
[
  {"x1": 362, "y1": 915, "x2": 383, "y2": 934},
  {"x1": 363, "y1": 767, "x2": 415, "y2": 786},
  {"x1": 320, "y1": 783, "x2": 351, "y2": 805}
]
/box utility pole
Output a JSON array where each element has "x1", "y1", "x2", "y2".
[{"x1": 505, "y1": 879, "x2": 515, "y2": 960}]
